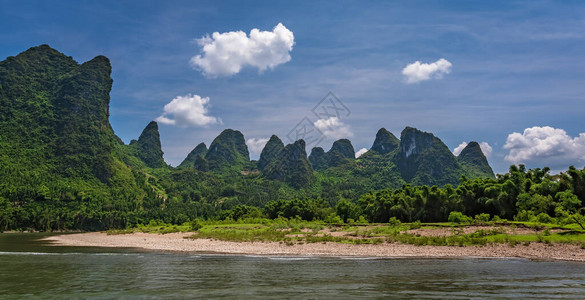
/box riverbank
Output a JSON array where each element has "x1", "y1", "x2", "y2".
[{"x1": 45, "y1": 232, "x2": 585, "y2": 261}]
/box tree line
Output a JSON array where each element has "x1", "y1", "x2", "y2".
[{"x1": 1, "y1": 165, "x2": 584, "y2": 231}]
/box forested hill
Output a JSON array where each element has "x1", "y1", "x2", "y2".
[
  {"x1": 0, "y1": 45, "x2": 165, "y2": 230},
  {"x1": 0, "y1": 45, "x2": 509, "y2": 231}
]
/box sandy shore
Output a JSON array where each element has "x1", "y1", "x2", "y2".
[{"x1": 44, "y1": 232, "x2": 585, "y2": 262}]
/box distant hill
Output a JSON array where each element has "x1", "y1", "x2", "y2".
[
  {"x1": 205, "y1": 129, "x2": 249, "y2": 172},
  {"x1": 257, "y1": 135, "x2": 284, "y2": 171},
  {"x1": 178, "y1": 142, "x2": 208, "y2": 169},
  {"x1": 457, "y1": 141, "x2": 495, "y2": 178},
  {"x1": 130, "y1": 121, "x2": 166, "y2": 168}
]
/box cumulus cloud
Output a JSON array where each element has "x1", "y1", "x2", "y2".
[
  {"x1": 402, "y1": 58, "x2": 452, "y2": 83},
  {"x1": 246, "y1": 138, "x2": 270, "y2": 155},
  {"x1": 190, "y1": 23, "x2": 295, "y2": 77},
  {"x1": 355, "y1": 148, "x2": 368, "y2": 158},
  {"x1": 504, "y1": 126, "x2": 585, "y2": 168},
  {"x1": 453, "y1": 141, "x2": 493, "y2": 157},
  {"x1": 313, "y1": 117, "x2": 354, "y2": 140},
  {"x1": 156, "y1": 94, "x2": 220, "y2": 127},
  {"x1": 453, "y1": 142, "x2": 467, "y2": 156},
  {"x1": 479, "y1": 142, "x2": 493, "y2": 157}
]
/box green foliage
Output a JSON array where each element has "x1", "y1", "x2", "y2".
[
  {"x1": 129, "y1": 121, "x2": 166, "y2": 168},
  {"x1": 308, "y1": 147, "x2": 328, "y2": 171},
  {"x1": 264, "y1": 140, "x2": 314, "y2": 188},
  {"x1": 327, "y1": 139, "x2": 355, "y2": 167},
  {"x1": 205, "y1": 129, "x2": 249, "y2": 172},
  {"x1": 448, "y1": 212, "x2": 472, "y2": 224},
  {"x1": 178, "y1": 142, "x2": 207, "y2": 169},
  {"x1": 264, "y1": 198, "x2": 331, "y2": 221},
  {"x1": 369, "y1": 127, "x2": 399, "y2": 155},
  {"x1": 335, "y1": 198, "x2": 361, "y2": 223},
  {"x1": 2, "y1": 45, "x2": 585, "y2": 233},
  {"x1": 193, "y1": 155, "x2": 209, "y2": 172},
  {"x1": 189, "y1": 219, "x2": 203, "y2": 231},
  {"x1": 218, "y1": 205, "x2": 263, "y2": 221},
  {"x1": 474, "y1": 213, "x2": 491, "y2": 223},
  {"x1": 457, "y1": 141, "x2": 494, "y2": 178},
  {"x1": 257, "y1": 135, "x2": 284, "y2": 171}
]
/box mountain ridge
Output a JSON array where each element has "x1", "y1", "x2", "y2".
[{"x1": 0, "y1": 45, "x2": 497, "y2": 231}]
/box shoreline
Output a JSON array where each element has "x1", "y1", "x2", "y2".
[{"x1": 44, "y1": 232, "x2": 585, "y2": 262}]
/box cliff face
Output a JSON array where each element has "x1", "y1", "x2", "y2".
[
  {"x1": 0, "y1": 45, "x2": 155, "y2": 226},
  {"x1": 0, "y1": 45, "x2": 122, "y2": 182},
  {"x1": 394, "y1": 127, "x2": 467, "y2": 186}
]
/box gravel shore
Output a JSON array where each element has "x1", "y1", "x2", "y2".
[{"x1": 44, "y1": 232, "x2": 585, "y2": 261}]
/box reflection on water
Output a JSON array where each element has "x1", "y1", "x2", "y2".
[{"x1": 1, "y1": 233, "x2": 585, "y2": 299}]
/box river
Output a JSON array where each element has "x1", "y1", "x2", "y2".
[{"x1": 1, "y1": 233, "x2": 585, "y2": 299}]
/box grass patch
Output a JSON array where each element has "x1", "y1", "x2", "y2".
[{"x1": 110, "y1": 220, "x2": 585, "y2": 247}]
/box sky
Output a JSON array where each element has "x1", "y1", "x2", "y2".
[{"x1": 1, "y1": 0, "x2": 584, "y2": 174}]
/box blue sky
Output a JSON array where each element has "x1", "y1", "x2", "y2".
[{"x1": 1, "y1": 0, "x2": 585, "y2": 173}]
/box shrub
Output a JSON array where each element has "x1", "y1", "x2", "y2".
[
  {"x1": 448, "y1": 212, "x2": 471, "y2": 224},
  {"x1": 409, "y1": 221, "x2": 422, "y2": 229},
  {"x1": 189, "y1": 219, "x2": 203, "y2": 231},
  {"x1": 491, "y1": 215, "x2": 502, "y2": 222},
  {"x1": 535, "y1": 213, "x2": 555, "y2": 224},
  {"x1": 357, "y1": 216, "x2": 369, "y2": 224},
  {"x1": 388, "y1": 217, "x2": 402, "y2": 226},
  {"x1": 514, "y1": 210, "x2": 534, "y2": 222},
  {"x1": 474, "y1": 213, "x2": 490, "y2": 223},
  {"x1": 325, "y1": 213, "x2": 343, "y2": 225}
]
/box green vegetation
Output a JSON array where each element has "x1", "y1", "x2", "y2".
[
  {"x1": 264, "y1": 139, "x2": 314, "y2": 188},
  {"x1": 369, "y1": 127, "x2": 399, "y2": 155},
  {"x1": 457, "y1": 142, "x2": 494, "y2": 178},
  {"x1": 176, "y1": 219, "x2": 585, "y2": 247},
  {"x1": 1, "y1": 45, "x2": 584, "y2": 238},
  {"x1": 205, "y1": 129, "x2": 250, "y2": 172},
  {"x1": 129, "y1": 121, "x2": 167, "y2": 168},
  {"x1": 178, "y1": 142, "x2": 207, "y2": 169},
  {"x1": 257, "y1": 135, "x2": 284, "y2": 171}
]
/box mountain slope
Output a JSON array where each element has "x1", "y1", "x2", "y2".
[
  {"x1": 205, "y1": 129, "x2": 250, "y2": 172},
  {"x1": 327, "y1": 139, "x2": 355, "y2": 167},
  {"x1": 129, "y1": 121, "x2": 166, "y2": 169},
  {"x1": 0, "y1": 45, "x2": 161, "y2": 230},
  {"x1": 309, "y1": 147, "x2": 328, "y2": 171},
  {"x1": 264, "y1": 140, "x2": 314, "y2": 188},
  {"x1": 458, "y1": 141, "x2": 495, "y2": 178},
  {"x1": 370, "y1": 128, "x2": 399, "y2": 155},
  {"x1": 178, "y1": 142, "x2": 208, "y2": 169},
  {"x1": 394, "y1": 127, "x2": 465, "y2": 186},
  {"x1": 258, "y1": 135, "x2": 284, "y2": 171}
]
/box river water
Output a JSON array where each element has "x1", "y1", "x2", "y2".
[{"x1": 1, "y1": 233, "x2": 585, "y2": 299}]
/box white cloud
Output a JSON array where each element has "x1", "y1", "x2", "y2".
[
  {"x1": 504, "y1": 126, "x2": 585, "y2": 168},
  {"x1": 402, "y1": 58, "x2": 452, "y2": 83},
  {"x1": 190, "y1": 23, "x2": 295, "y2": 77},
  {"x1": 479, "y1": 142, "x2": 493, "y2": 157},
  {"x1": 156, "y1": 94, "x2": 220, "y2": 127},
  {"x1": 246, "y1": 138, "x2": 270, "y2": 155},
  {"x1": 355, "y1": 148, "x2": 368, "y2": 158},
  {"x1": 453, "y1": 141, "x2": 493, "y2": 157},
  {"x1": 453, "y1": 142, "x2": 467, "y2": 156},
  {"x1": 313, "y1": 117, "x2": 354, "y2": 140}
]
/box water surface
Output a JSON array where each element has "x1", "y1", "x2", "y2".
[{"x1": 1, "y1": 233, "x2": 585, "y2": 299}]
